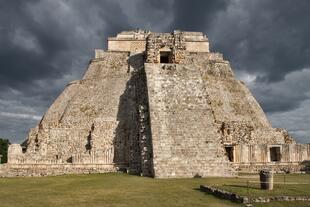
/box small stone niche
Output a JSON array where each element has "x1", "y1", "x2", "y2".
[
  {"x1": 160, "y1": 52, "x2": 172, "y2": 63},
  {"x1": 270, "y1": 146, "x2": 281, "y2": 162},
  {"x1": 225, "y1": 146, "x2": 234, "y2": 162}
]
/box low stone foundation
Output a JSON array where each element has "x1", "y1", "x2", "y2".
[
  {"x1": 235, "y1": 162, "x2": 308, "y2": 174},
  {"x1": 0, "y1": 163, "x2": 122, "y2": 177},
  {"x1": 200, "y1": 185, "x2": 245, "y2": 203},
  {"x1": 200, "y1": 185, "x2": 310, "y2": 204}
]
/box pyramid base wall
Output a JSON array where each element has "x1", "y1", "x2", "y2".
[
  {"x1": 235, "y1": 162, "x2": 307, "y2": 174},
  {"x1": 0, "y1": 163, "x2": 123, "y2": 177},
  {"x1": 233, "y1": 144, "x2": 310, "y2": 173}
]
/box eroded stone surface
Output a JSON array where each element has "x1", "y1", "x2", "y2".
[{"x1": 2, "y1": 30, "x2": 309, "y2": 178}]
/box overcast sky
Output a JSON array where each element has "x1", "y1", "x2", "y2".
[{"x1": 0, "y1": 0, "x2": 309, "y2": 144}]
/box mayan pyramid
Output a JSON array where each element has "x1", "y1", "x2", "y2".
[{"x1": 6, "y1": 30, "x2": 304, "y2": 178}]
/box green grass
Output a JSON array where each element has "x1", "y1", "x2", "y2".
[
  {"x1": 0, "y1": 173, "x2": 309, "y2": 207},
  {"x1": 216, "y1": 174, "x2": 310, "y2": 198}
]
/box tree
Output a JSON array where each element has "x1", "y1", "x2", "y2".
[{"x1": 0, "y1": 138, "x2": 10, "y2": 163}]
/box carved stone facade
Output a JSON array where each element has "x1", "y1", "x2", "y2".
[
  {"x1": 232, "y1": 144, "x2": 310, "y2": 173},
  {"x1": 145, "y1": 31, "x2": 186, "y2": 64},
  {"x1": 1, "y1": 30, "x2": 309, "y2": 177}
]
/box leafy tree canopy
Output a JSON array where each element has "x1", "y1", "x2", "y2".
[{"x1": 0, "y1": 138, "x2": 10, "y2": 163}]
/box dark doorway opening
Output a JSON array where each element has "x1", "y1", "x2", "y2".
[
  {"x1": 67, "y1": 156, "x2": 73, "y2": 163},
  {"x1": 270, "y1": 147, "x2": 281, "y2": 162},
  {"x1": 225, "y1": 146, "x2": 234, "y2": 162},
  {"x1": 160, "y1": 52, "x2": 171, "y2": 63}
]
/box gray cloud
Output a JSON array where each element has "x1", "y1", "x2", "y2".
[
  {"x1": 0, "y1": 0, "x2": 309, "y2": 144},
  {"x1": 0, "y1": 0, "x2": 131, "y2": 142},
  {"x1": 267, "y1": 99, "x2": 310, "y2": 143},
  {"x1": 0, "y1": 115, "x2": 39, "y2": 143},
  {"x1": 170, "y1": 0, "x2": 229, "y2": 31},
  {"x1": 120, "y1": 0, "x2": 174, "y2": 31},
  {"x1": 209, "y1": 0, "x2": 310, "y2": 82},
  {"x1": 245, "y1": 68, "x2": 310, "y2": 113}
]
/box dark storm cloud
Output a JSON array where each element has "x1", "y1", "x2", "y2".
[
  {"x1": 0, "y1": 0, "x2": 131, "y2": 90},
  {"x1": 0, "y1": 1, "x2": 68, "y2": 86},
  {"x1": 171, "y1": 0, "x2": 229, "y2": 31},
  {"x1": 0, "y1": 0, "x2": 309, "y2": 143},
  {"x1": 209, "y1": 0, "x2": 310, "y2": 82},
  {"x1": 249, "y1": 69, "x2": 310, "y2": 113},
  {"x1": 0, "y1": 0, "x2": 131, "y2": 142},
  {"x1": 118, "y1": 0, "x2": 174, "y2": 31},
  {"x1": 267, "y1": 99, "x2": 310, "y2": 143},
  {"x1": 0, "y1": 0, "x2": 130, "y2": 88},
  {"x1": 0, "y1": 115, "x2": 38, "y2": 143}
]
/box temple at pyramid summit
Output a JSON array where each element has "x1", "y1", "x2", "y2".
[{"x1": 1, "y1": 30, "x2": 309, "y2": 177}]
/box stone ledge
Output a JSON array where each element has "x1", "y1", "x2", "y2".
[
  {"x1": 0, "y1": 163, "x2": 123, "y2": 177},
  {"x1": 200, "y1": 185, "x2": 310, "y2": 204},
  {"x1": 200, "y1": 185, "x2": 245, "y2": 203}
]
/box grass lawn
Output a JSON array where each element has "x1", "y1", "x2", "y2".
[
  {"x1": 0, "y1": 173, "x2": 309, "y2": 207},
  {"x1": 216, "y1": 174, "x2": 310, "y2": 198}
]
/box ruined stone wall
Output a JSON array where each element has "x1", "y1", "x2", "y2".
[
  {"x1": 10, "y1": 52, "x2": 141, "y2": 172},
  {"x1": 233, "y1": 144, "x2": 310, "y2": 173},
  {"x1": 145, "y1": 63, "x2": 234, "y2": 178},
  {"x1": 108, "y1": 40, "x2": 146, "y2": 53},
  {"x1": 0, "y1": 163, "x2": 118, "y2": 177},
  {"x1": 107, "y1": 30, "x2": 210, "y2": 55},
  {"x1": 4, "y1": 50, "x2": 153, "y2": 176},
  {"x1": 233, "y1": 144, "x2": 310, "y2": 163},
  {"x1": 7, "y1": 144, "x2": 23, "y2": 164},
  {"x1": 145, "y1": 32, "x2": 186, "y2": 64},
  {"x1": 185, "y1": 41, "x2": 209, "y2": 52},
  {"x1": 184, "y1": 52, "x2": 290, "y2": 145},
  {"x1": 183, "y1": 31, "x2": 209, "y2": 52},
  {"x1": 4, "y1": 30, "x2": 305, "y2": 178},
  {"x1": 128, "y1": 53, "x2": 154, "y2": 176},
  {"x1": 107, "y1": 30, "x2": 149, "y2": 53}
]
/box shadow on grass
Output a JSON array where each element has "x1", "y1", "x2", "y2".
[
  {"x1": 193, "y1": 187, "x2": 231, "y2": 196},
  {"x1": 193, "y1": 187, "x2": 201, "y2": 191},
  {"x1": 193, "y1": 187, "x2": 243, "y2": 205},
  {"x1": 223, "y1": 184, "x2": 260, "y2": 190}
]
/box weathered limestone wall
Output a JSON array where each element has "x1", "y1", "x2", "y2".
[
  {"x1": 108, "y1": 30, "x2": 210, "y2": 54},
  {"x1": 108, "y1": 40, "x2": 146, "y2": 53},
  {"x1": 145, "y1": 32, "x2": 186, "y2": 64},
  {"x1": 107, "y1": 30, "x2": 149, "y2": 53},
  {"x1": 7, "y1": 144, "x2": 23, "y2": 164},
  {"x1": 185, "y1": 41, "x2": 209, "y2": 52},
  {"x1": 0, "y1": 163, "x2": 118, "y2": 177},
  {"x1": 183, "y1": 31, "x2": 209, "y2": 52},
  {"x1": 3, "y1": 30, "x2": 305, "y2": 178},
  {"x1": 95, "y1": 49, "x2": 105, "y2": 58},
  {"x1": 129, "y1": 54, "x2": 154, "y2": 176},
  {"x1": 145, "y1": 63, "x2": 234, "y2": 178},
  {"x1": 233, "y1": 144, "x2": 310, "y2": 173},
  {"x1": 10, "y1": 51, "x2": 141, "y2": 173},
  {"x1": 4, "y1": 51, "x2": 153, "y2": 176},
  {"x1": 184, "y1": 52, "x2": 291, "y2": 145}
]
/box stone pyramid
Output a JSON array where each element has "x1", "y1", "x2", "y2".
[{"x1": 6, "y1": 30, "x2": 296, "y2": 178}]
